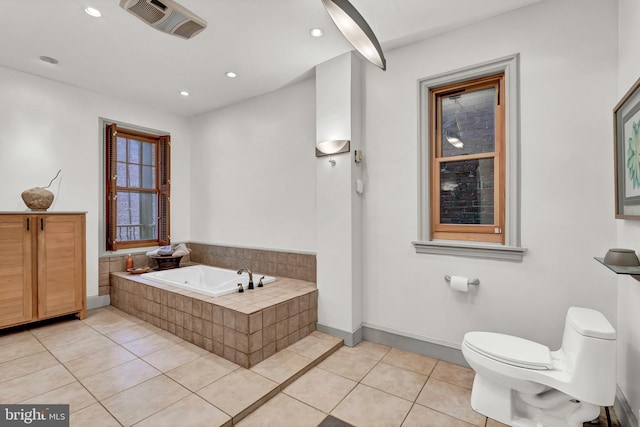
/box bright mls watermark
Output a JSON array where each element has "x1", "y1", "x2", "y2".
[{"x1": 0, "y1": 405, "x2": 69, "y2": 427}]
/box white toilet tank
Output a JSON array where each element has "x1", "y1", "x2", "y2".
[{"x1": 560, "y1": 307, "x2": 616, "y2": 406}]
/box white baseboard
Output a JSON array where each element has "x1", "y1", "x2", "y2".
[{"x1": 614, "y1": 385, "x2": 637, "y2": 427}]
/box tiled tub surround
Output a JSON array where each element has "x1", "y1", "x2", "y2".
[
  {"x1": 98, "y1": 243, "x2": 315, "y2": 296},
  {"x1": 188, "y1": 243, "x2": 316, "y2": 283},
  {"x1": 99, "y1": 252, "x2": 190, "y2": 296},
  {"x1": 110, "y1": 271, "x2": 318, "y2": 368}
]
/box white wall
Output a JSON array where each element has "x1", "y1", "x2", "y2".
[
  {"x1": 361, "y1": 0, "x2": 618, "y2": 350},
  {"x1": 188, "y1": 79, "x2": 316, "y2": 252},
  {"x1": 315, "y1": 54, "x2": 364, "y2": 337},
  {"x1": 0, "y1": 66, "x2": 191, "y2": 297},
  {"x1": 616, "y1": 0, "x2": 640, "y2": 418}
]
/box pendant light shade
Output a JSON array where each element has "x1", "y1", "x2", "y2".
[{"x1": 321, "y1": 0, "x2": 386, "y2": 70}]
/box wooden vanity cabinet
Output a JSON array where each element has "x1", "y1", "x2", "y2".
[{"x1": 0, "y1": 213, "x2": 86, "y2": 329}]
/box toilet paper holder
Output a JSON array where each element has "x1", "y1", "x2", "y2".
[{"x1": 445, "y1": 275, "x2": 480, "y2": 286}]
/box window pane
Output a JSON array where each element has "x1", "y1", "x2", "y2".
[
  {"x1": 116, "y1": 162, "x2": 127, "y2": 187},
  {"x1": 141, "y1": 142, "x2": 155, "y2": 166},
  {"x1": 128, "y1": 164, "x2": 140, "y2": 188},
  {"x1": 141, "y1": 166, "x2": 156, "y2": 189},
  {"x1": 441, "y1": 88, "x2": 495, "y2": 157},
  {"x1": 117, "y1": 137, "x2": 127, "y2": 162},
  {"x1": 440, "y1": 158, "x2": 494, "y2": 225},
  {"x1": 128, "y1": 139, "x2": 140, "y2": 163},
  {"x1": 115, "y1": 191, "x2": 158, "y2": 242}
]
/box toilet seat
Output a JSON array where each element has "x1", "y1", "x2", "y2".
[{"x1": 464, "y1": 332, "x2": 553, "y2": 370}]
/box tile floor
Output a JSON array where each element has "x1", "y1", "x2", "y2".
[{"x1": 0, "y1": 306, "x2": 620, "y2": 427}]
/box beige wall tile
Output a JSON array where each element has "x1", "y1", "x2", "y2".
[
  {"x1": 288, "y1": 298, "x2": 300, "y2": 316},
  {"x1": 263, "y1": 306, "x2": 276, "y2": 327},
  {"x1": 263, "y1": 324, "x2": 276, "y2": 345},
  {"x1": 212, "y1": 306, "x2": 224, "y2": 325},
  {"x1": 249, "y1": 331, "x2": 262, "y2": 353},
  {"x1": 275, "y1": 303, "x2": 288, "y2": 322},
  {"x1": 249, "y1": 312, "x2": 262, "y2": 334},
  {"x1": 275, "y1": 320, "x2": 287, "y2": 340},
  {"x1": 236, "y1": 313, "x2": 249, "y2": 333},
  {"x1": 236, "y1": 331, "x2": 249, "y2": 354}
]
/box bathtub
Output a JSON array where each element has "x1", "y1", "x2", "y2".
[{"x1": 141, "y1": 265, "x2": 276, "y2": 297}]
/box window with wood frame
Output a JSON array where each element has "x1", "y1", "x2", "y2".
[
  {"x1": 105, "y1": 124, "x2": 170, "y2": 251},
  {"x1": 430, "y1": 73, "x2": 505, "y2": 244}
]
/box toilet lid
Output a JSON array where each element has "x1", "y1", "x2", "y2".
[{"x1": 464, "y1": 332, "x2": 553, "y2": 370}]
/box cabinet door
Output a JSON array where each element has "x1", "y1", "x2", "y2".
[
  {"x1": 0, "y1": 216, "x2": 33, "y2": 328},
  {"x1": 37, "y1": 215, "x2": 85, "y2": 319}
]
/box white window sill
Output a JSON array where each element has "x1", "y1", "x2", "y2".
[{"x1": 412, "y1": 240, "x2": 527, "y2": 262}]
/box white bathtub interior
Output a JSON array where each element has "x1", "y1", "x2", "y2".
[{"x1": 141, "y1": 265, "x2": 276, "y2": 297}]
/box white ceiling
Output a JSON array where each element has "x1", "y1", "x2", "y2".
[{"x1": 0, "y1": 0, "x2": 540, "y2": 117}]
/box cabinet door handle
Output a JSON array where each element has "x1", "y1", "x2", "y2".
[
  {"x1": 40, "y1": 218, "x2": 44, "y2": 231},
  {"x1": 26, "y1": 218, "x2": 30, "y2": 231}
]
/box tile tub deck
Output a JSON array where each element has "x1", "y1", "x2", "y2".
[{"x1": 110, "y1": 270, "x2": 318, "y2": 368}]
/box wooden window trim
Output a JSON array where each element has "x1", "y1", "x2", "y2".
[
  {"x1": 105, "y1": 124, "x2": 170, "y2": 251},
  {"x1": 429, "y1": 73, "x2": 506, "y2": 244}
]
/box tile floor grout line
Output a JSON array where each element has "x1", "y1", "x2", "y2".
[
  {"x1": 34, "y1": 315, "x2": 195, "y2": 426},
  {"x1": 28, "y1": 331, "x2": 127, "y2": 426},
  {"x1": 3, "y1": 308, "x2": 621, "y2": 427},
  {"x1": 229, "y1": 345, "x2": 343, "y2": 425},
  {"x1": 87, "y1": 311, "x2": 247, "y2": 425},
  {"x1": 319, "y1": 354, "x2": 379, "y2": 423},
  {"x1": 0, "y1": 349, "x2": 50, "y2": 385}
]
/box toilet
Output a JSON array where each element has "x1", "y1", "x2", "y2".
[{"x1": 462, "y1": 307, "x2": 616, "y2": 427}]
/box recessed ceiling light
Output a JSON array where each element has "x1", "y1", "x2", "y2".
[
  {"x1": 84, "y1": 7, "x2": 102, "y2": 17},
  {"x1": 39, "y1": 56, "x2": 59, "y2": 65},
  {"x1": 225, "y1": 72, "x2": 237, "y2": 78},
  {"x1": 179, "y1": 91, "x2": 190, "y2": 96},
  {"x1": 309, "y1": 28, "x2": 324, "y2": 37}
]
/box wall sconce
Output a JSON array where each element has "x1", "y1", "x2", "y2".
[
  {"x1": 320, "y1": 0, "x2": 386, "y2": 70},
  {"x1": 316, "y1": 139, "x2": 350, "y2": 166}
]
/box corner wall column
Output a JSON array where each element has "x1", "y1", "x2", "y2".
[{"x1": 315, "y1": 52, "x2": 364, "y2": 345}]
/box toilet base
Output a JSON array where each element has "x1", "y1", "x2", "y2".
[{"x1": 471, "y1": 375, "x2": 601, "y2": 427}]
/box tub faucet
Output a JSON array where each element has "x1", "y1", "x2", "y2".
[{"x1": 237, "y1": 267, "x2": 254, "y2": 289}]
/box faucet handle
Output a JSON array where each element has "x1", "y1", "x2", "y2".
[{"x1": 258, "y1": 276, "x2": 265, "y2": 287}]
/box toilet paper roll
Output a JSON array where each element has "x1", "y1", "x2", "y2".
[{"x1": 450, "y1": 275, "x2": 469, "y2": 292}]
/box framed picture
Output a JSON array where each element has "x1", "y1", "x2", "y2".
[{"x1": 615, "y1": 76, "x2": 640, "y2": 219}]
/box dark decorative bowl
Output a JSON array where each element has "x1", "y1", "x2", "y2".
[
  {"x1": 603, "y1": 248, "x2": 639, "y2": 266},
  {"x1": 150, "y1": 256, "x2": 183, "y2": 270}
]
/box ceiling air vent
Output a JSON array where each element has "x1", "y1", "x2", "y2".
[{"x1": 119, "y1": 0, "x2": 207, "y2": 39}]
